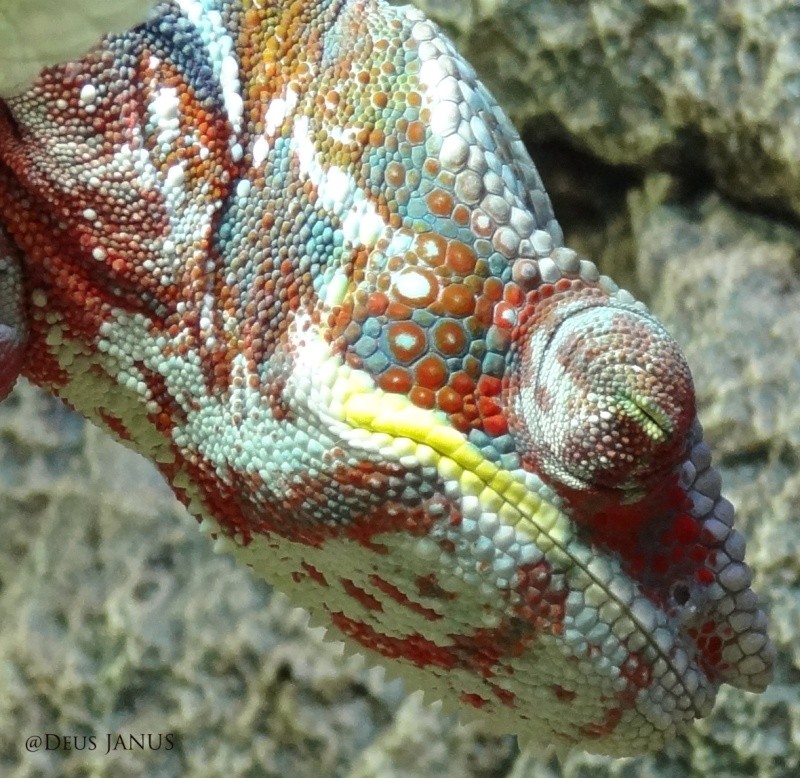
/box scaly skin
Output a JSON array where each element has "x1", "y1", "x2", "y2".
[{"x1": 0, "y1": 0, "x2": 774, "y2": 755}]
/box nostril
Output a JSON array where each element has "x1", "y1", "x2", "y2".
[{"x1": 672, "y1": 582, "x2": 691, "y2": 606}]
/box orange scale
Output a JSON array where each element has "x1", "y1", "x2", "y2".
[
  {"x1": 423, "y1": 158, "x2": 440, "y2": 177},
  {"x1": 387, "y1": 321, "x2": 427, "y2": 362},
  {"x1": 407, "y1": 120, "x2": 426, "y2": 144},
  {"x1": 450, "y1": 413, "x2": 472, "y2": 434},
  {"x1": 392, "y1": 267, "x2": 439, "y2": 307},
  {"x1": 440, "y1": 284, "x2": 475, "y2": 317},
  {"x1": 477, "y1": 395, "x2": 501, "y2": 418},
  {"x1": 415, "y1": 233, "x2": 447, "y2": 268},
  {"x1": 477, "y1": 375, "x2": 502, "y2": 396},
  {"x1": 414, "y1": 354, "x2": 448, "y2": 390},
  {"x1": 385, "y1": 301, "x2": 413, "y2": 320},
  {"x1": 426, "y1": 189, "x2": 454, "y2": 218},
  {"x1": 474, "y1": 296, "x2": 494, "y2": 326},
  {"x1": 437, "y1": 386, "x2": 463, "y2": 413},
  {"x1": 451, "y1": 371, "x2": 474, "y2": 396},
  {"x1": 503, "y1": 283, "x2": 524, "y2": 306},
  {"x1": 432, "y1": 319, "x2": 467, "y2": 356},
  {"x1": 409, "y1": 386, "x2": 436, "y2": 409},
  {"x1": 385, "y1": 161, "x2": 406, "y2": 187},
  {"x1": 445, "y1": 240, "x2": 476, "y2": 275},
  {"x1": 452, "y1": 204, "x2": 470, "y2": 226}
]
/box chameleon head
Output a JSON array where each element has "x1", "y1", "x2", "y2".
[
  {"x1": 0, "y1": 0, "x2": 775, "y2": 759},
  {"x1": 485, "y1": 277, "x2": 775, "y2": 751},
  {"x1": 515, "y1": 286, "x2": 696, "y2": 494}
]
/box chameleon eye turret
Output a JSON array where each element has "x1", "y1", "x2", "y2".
[{"x1": 513, "y1": 285, "x2": 696, "y2": 494}]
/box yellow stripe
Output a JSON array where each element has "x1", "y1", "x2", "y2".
[{"x1": 341, "y1": 381, "x2": 551, "y2": 531}]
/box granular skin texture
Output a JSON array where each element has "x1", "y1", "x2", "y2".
[{"x1": 0, "y1": 0, "x2": 779, "y2": 764}]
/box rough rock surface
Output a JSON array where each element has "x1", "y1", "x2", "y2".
[
  {"x1": 402, "y1": 0, "x2": 800, "y2": 220},
  {"x1": 1, "y1": 1, "x2": 799, "y2": 776}
]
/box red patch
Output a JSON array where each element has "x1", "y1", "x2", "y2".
[
  {"x1": 341, "y1": 578, "x2": 383, "y2": 612},
  {"x1": 0, "y1": 324, "x2": 23, "y2": 401},
  {"x1": 369, "y1": 575, "x2": 443, "y2": 621},
  {"x1": 415, "y1": 574, "x2": 457, "y2": 601},
  {"x1": 559, "y1": 474, "x2": 712, "y2": 606},
  {"x1": 579, "y1": 706, "x2": 623, "y2": 739},
  {"x1": 459, "y1": 692, "x2": 489, "y2": 709},
  {"x1": 489, "y1": 683, "x2": 517, "y2": 708},
  {"x1": 329, "y1": 611, "x2": 459, "y2": 670},
  {"x1": 301, "y1": 562, "x2": 328, "y2": 587},
  {"x1": 552, "y1": 684, "x2": 576, "y2": 702},
  {"x1": 97, "y1": 410, "x2": 132, "y2": 442}
]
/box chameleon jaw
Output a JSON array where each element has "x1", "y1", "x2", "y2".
[{"x1": 176, "y1": 328, "x2": 723, "y2": 755}]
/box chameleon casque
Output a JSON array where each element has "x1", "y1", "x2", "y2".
[{"x1": 0, "y1": 0, "x2": 775, "y2": 756}]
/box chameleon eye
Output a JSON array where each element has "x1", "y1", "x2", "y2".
[{"x1": 517, "y1": 298, "x2": 696, "y2": 494}]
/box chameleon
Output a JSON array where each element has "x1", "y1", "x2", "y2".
[{"x1": 0, "y1": 0, "x2": 775, "y2": 756}]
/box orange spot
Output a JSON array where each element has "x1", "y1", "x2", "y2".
[
  {"x1": 387, "y1": 321, "x2": 427, "y2": 362},
  {"x1": 385, "y1": 161, "x2": 406, "y2": 187},
  {"x1": 451, "y1": 372, "x2": 474, "y2": 395},
  {"x1": 365, "y1": 291, "x2": 389, "y2": 316},
  {"x1": 433, "y1": 320, "x2": 467, "y2": 356},
  {"x1": 426, "y1": 189, "x2": 454, "y2": 218},
  {"x1": 386, "y1": 301, "x2": 413, "y2": 320},
  {"x1": 379, "y1": 367, "x2": 413, "y2": 393},
  {"x1": 483, "y1": 414, "x2": 508, "y2": 437},
  {"x1": 415, "y1": 355, "x2": 447, "y2": 390},
  {"x1": 392, "y1": 267, "x2": 438, "y2": 306},
  {"x1": 410, "y1": 386, "x2": 436, "y2": 409},
  {"x1": 477, "y1": 375, "x2": 502, "y2": 396},
  {"x1": 445, "y1": 241, "x2": 476, "y2": 275},
  {"x1": 504, "y1": 284, "x2": 524, "y2": 306},
  {"x1": 415, "y1": 233, "x2": 447, "y2": 268},
  {"x1": 452, "y1": 204, "x2": 470, "y2": 225},
  {"x1": 440, "y1": 284, "x2": 475, "y2": 317},
  {"x1": 423, "y1": 158, "x2": 440, "y2": 176},
  {"x1": 437, "y1": 386, "x2": 463, "y2": 413},
  {"x1": 407, "y1": 120, "x2": 426, "y2": 144}
]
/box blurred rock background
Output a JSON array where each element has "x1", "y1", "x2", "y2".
[{"x1": 1, "y1": 0, "x2": 798, "y2": 775}]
